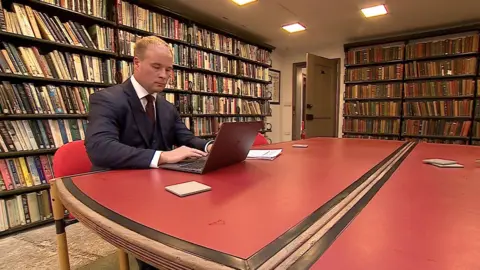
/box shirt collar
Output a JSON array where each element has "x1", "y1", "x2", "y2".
[{"x1": 131, "y1": 75, "x2": 157, "y2": 100}]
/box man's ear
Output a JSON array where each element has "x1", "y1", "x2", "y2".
[{"x1": 133, "y1": 56, "x2": 140, "y2": 70}]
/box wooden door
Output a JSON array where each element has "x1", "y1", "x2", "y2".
[{"x1": 305, "y1": 53, "x2": 339, "y2": 137}]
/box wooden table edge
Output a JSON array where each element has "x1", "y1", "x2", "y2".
[{"x1": 52, "y1": 177, "x2": 236, "y2": 270}]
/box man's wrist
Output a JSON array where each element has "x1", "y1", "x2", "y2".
[
  {"x1": 150, "y1": 151, "x2": 162, "y2": 168},
  {"x1": 157, "y1": 151, "x2": 169, "y2": 166},
  {"x1": 205, "y1": 140, "x2": 214, "y2": 153}
]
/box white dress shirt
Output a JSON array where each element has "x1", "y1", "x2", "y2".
[{"x1": 130, "y1": 76, "x2": 212, "y2": 168}]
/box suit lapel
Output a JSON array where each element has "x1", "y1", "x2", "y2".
[
  {"x1": 124, "y1": 79, "x2": 152, "y2": 146},
  {"x1": 155, "y1": 96, "x2": 170, "y2": 150}
]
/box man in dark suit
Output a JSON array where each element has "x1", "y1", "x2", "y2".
[
  {"x1": 85, "y1": 36, "x2": 213, "y2": 171},
  {"x1": 84, "y1": 36, "x2": 213, "y2": 269}
]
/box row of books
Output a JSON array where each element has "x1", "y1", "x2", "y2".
[
  {"x1": 344, "y1": 99, "x2": 476, "y2": 117},
  {"x1": 190, "y1": 47, "x2": 269, "y2": 81},
  {"x1": 345, "y1": 80, "x2": 480, "y2": 99},
  {"x1": 167, "y1": 70, "x2": 268, "y2": 98},
  {"x1": 344, "y1": 134, "x2": 474, "y2": 145},
  {"x1": 0, "y1": 119, "x2": 87, "y2": 152},
  {"x1": 0, "y1": 42, "x2": 117, "y2": 84},
  {"x1": 191, "y1": 95, "x2": 266, "y2": 116},
  {"x1": 116, "y1": 0, "x2": 271, "y2": 64},
  {"x1": 344, "y1": 83, "x2": 402, "y2": 99},
  {"x1": 343, "y1": 101, "x2": 400, "y2": 116},
  {"x1": 0, "y1": 190, "x2": 53, "y2": 231},
  {"x1": 343, "y1": 118, "x2": 477, "y2": 137},
  {"x1": 0, "y1": 82, "x2": 99, "y2": 115},
  {"x1": 190, "y1": 116, "x2": 263, "y2": 136},
  {"x1": 405, "y1": 34, "x2": 479, "y2": 59},
  {"x1": 161, "y1": 93, "x2": 268, "y2": 116},
  {"x1": 404, "y1": 80, "x2": 477, "y2": 97},
  {"x1": 190, "y1": 24, "x2": 234, "y2": 56},
  {"x1": 345, "y1": 45, "x2": 404, "y2": 65},
  {"x1": 0, "y1": 155, "x2": 54, "y2": 190},
  {"x1": 117, "y1": 0, "x2": 188, "y2": 42},
  {"x1": 346, "y1": 57, "x2": 479, "y2": 83},
  {"x1": 402, "y1": 120, "x2": 471, "y2": 137},
  {"x1": 403, "y1": 100, "x2": 473, "y2": 117},
  {"x1": 344, "y1": 34, "x2": 479, "y2": 65},
  {"x1": 190, "y1": 24, "x2": 271, "y2": 64},
  {"x1": 343, "y1": 134, "x2": 396, "y2": 140},
  {"x1": 343, "y1": 119, "x2": 400, "y2": 134},
  {"x1": 1, "y1": 3, "x2": 114, "y2": 52},
  {"x1": 405, "y1": 57, "x2": 477, "y2": 78},
  {"x1": 345, "y1": 64, "x2": 403, "y2": 82},
  {"x1": 405, "y1": 138, "x2": 469, "y2": 144},
  {"x1": 38, "y1": 0, "x2": 108, "y2": 19}
]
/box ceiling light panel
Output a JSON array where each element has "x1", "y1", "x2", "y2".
[
  {"x1": 231, "y1": 0, "x2": 257, "y2": 6},
  {"x1": 361, "y1": 4, "x2": 388, "y2": 17},
  {"x1": 282, "y1": 23, "x2": 306, "y2": 33}
]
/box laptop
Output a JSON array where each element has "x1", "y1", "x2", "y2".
[{"x1": 159, "y1": 121, "x2": 264, "y2": 174}]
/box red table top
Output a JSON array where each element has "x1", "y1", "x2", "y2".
[
  {"x1": 66, "y1": 138, "x2": 403, "y2": 260},
  {"x1": 311, "y1": 142, "x2": 480, "y2": 270}
]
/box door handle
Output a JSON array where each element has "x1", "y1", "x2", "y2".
[{"x1": 306, "y1": 115, "x2": 331, "y2": 120}]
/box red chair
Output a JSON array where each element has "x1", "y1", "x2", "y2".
[
  {"x1": 51, "y1": 140, "x2": 130, "y2": 268},
  {"x1": 52, "y1": 140, "x2": 92, "y2": 220},
  {"x1": 253, "y1": 133, "x2": 269, "y2": 146},
  {"x1": 53, "y1": 140, "x2": 92, "y2": 178}
]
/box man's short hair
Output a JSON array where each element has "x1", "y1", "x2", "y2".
[{"x1": 133, "y1": 36, "x2": 174, "y2": 60}]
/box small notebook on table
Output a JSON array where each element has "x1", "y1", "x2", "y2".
[
  {"x1": 247, "y1": 149, "x2": 282, "y2": 160},
  {"x1": 423, "y1": 159, "x2": 464, "y2": 168},
  {"x1": 165, "y1": 181, "x2": 211, "y2": 197}
]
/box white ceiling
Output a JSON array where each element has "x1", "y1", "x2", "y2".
[{"x1": 149, "y1": 0, "x2": 480, "y2": 55}]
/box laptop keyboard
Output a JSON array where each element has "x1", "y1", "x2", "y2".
[{"x1": 179, "y1": 160, "x2": 206, "y2": 170}]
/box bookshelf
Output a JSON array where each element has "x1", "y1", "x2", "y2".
[
  {"x1": 0, "y1": 0, "x2": 274, "y2": 236},
  {"x1": 343, "y1": 25, "x2": 480, "y2": 146}
]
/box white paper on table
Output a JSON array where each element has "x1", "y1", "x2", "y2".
[{"x1": 247, "y1": 149, "x2": 282, "y2": 160}]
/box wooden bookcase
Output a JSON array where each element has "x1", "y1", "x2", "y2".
[
  {"x1": 0, "y1": 0, "x2": 274, "y2": 236},
  {"x1": 342, "y1": 24, "x2": 480, "y2": 146}
]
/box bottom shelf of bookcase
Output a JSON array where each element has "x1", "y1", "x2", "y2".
[
  {"x1": 0, "y1": 214, "x2": 73, "y2": 238},
  {"x1": 0, "y1": 218, "x2": 54, "y2": 237}
]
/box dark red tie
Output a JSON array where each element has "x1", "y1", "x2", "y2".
[{"x1": 145, "y1": 95, "x2": 155, "y2": 123}]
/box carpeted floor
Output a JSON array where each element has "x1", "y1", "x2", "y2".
[{"x1": 0, "y1": 222, "x2": 139, "y2": 269}]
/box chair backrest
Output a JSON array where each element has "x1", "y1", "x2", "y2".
[
  {"x1": 253, "y1": 133, "x2": 269, "y2": 146},
  {"x1": 53, "y1": 140, "x2": 92, "y2": 177}
]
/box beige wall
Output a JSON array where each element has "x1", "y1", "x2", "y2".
[
  {"x1": 267, "y1": 45, "x2": 345, "y2": 143},
  {"x1": 265, "y1": 51, "x2": 285, "y2": 143}
]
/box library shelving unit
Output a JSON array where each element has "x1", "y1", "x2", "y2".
[
  {"x1": 342, "y1": 42, "x2": 404, "y2": 141},
  {"x1": 0, "y1": 0, "x2": 274, "y2": 236},
  {"x1": 342, "y1": 24, "x2": 480, "y2": 146}
]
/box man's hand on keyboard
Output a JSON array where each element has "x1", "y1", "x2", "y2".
[{"x1": 159, "y1": 146, "x2": 207, "y2": 165}]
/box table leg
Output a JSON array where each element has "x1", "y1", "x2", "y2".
[
  {"x1": 51, "y1": 181, "x2": 71, "y2": 270},
  {"x1": 118, "y1": 249, "x2": 130, "y2": 270}
]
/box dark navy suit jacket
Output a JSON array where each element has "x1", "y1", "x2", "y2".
[{"x1": 85, "y1": 78, "x2": 208, "y2": 171}]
